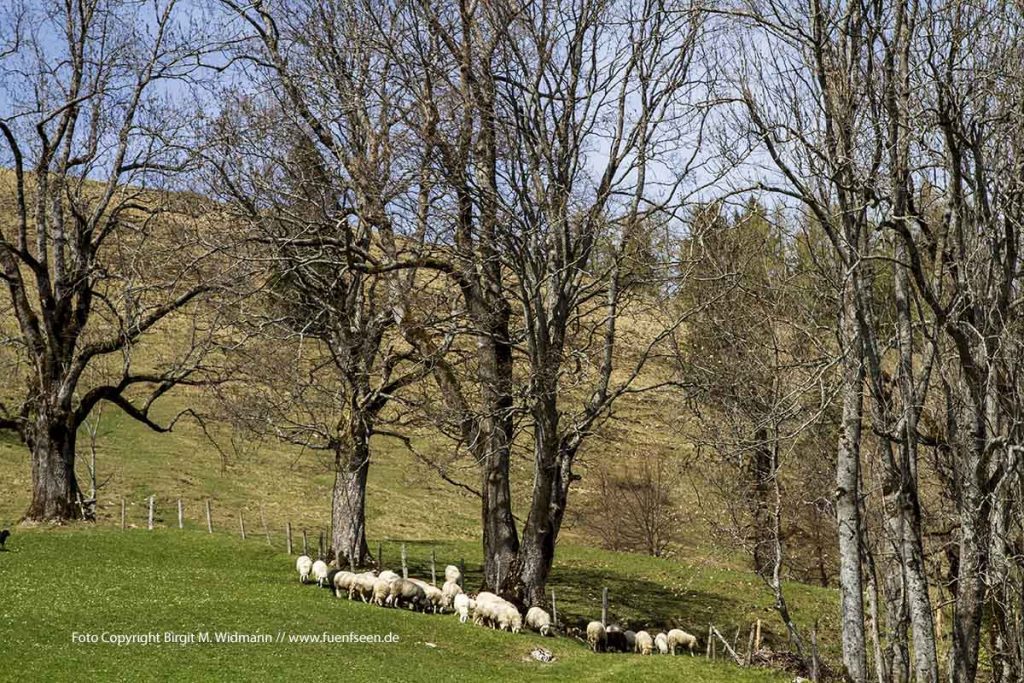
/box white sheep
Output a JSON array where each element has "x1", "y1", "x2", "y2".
[
  {"x1": 296, "y1": 555, "x2": 313, "y2": 584},
  {"x1": 471, "y1": 592, "x2": 520, "y2": 631},
  {"x1": 441, "y1": 580, "x2": 463, "y2": 612},
  {"x1": 667, "y1": 628, "x2": 698, "y2": 655},
  {"x1": 625, "y1": 630, "x2": 637, "y2": 651},
  {"x1": 332, "y1": 570, "x2": 355, "y2": 598},
  {"x1": 635, "y1": 630, "x2": 654, "y2": 655},
  {"x1": 408, "y1": 578, "x2": 444, "y2": 613},
  {"x1": 525, "y1": 607, "x2": 553, "y2": 636},
  {"x1": 312, "y1": 559, "x2": 329, "y2": 586},
  {"x1": 586, "y1": 621, "x2": 607, "y2": 652},
  {"x1": 453, "y1": 593, "x2": 476, "y2": 623},
  {"x1": 388, "y1": 578, "x2": 427, "y2": 610},
  {"x1": 371, "y1": 574, "x2": 399, "y2": 605},
  {"x1": 378, "y1": 570, "x2": 400, "y2": 583},
  {"x1": 444, "y1": 564, "x2": 462, "y2": 584},
  {"x1": 349, "y1": 570, "x2": 378, "y2": 601},
  {"x1": 654, "y1": 632, "x2": 670, "y2": 655}
]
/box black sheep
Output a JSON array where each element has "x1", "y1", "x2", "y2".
[
  {"x1": 605, "y1": 625, "x2": 629, "y2": 653},
  {"x1": 0, "y1": 528, "x2": 9, "y2": 551}
]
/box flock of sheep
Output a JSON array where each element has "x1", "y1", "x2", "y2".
[{"x1": 294, "y1": 554, "x2": 698, "y2": 656}]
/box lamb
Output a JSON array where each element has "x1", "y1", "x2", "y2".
[
  {"x1": 472, "y1": 592, "x2": 502, "y2": 627},
  {"x1": 349, "y1": 570, "x2": 378, "y2": 602},
  {"x1": 312, "y1": 559, "x2": 329, "y2": 586},
  {"x1": 605, "y1": 625, "x2": 629, "y2": 653},
  {"x1": 586, "y1": 621, "x2": 606, "y2": 653},
  {"x1": 444, "y1": 564, "x2": 462, "y2": 584},
  {"x1": 634, "y1": 630, "x2": 654, "y2": 655},
  {"x1": 667, "y1": 628, "x2": 698, "y2": 656},
  {"x1": 388, "y1": 578, "x2": 427, "y2": 610},
  {"x1": 624, "y1": 630, "x2": 637, "y2": 651},
  {"x1": 525, "y1": 607, "x2": 553, "y2": 636},
  {"x1": 296, "y1": 555, "x2": 314, "y2": 584},
  {"x1": 453, "y1": 593, "x2": 476, "y2": 623},
  {"x1": 332, "y1": 570, "x2": 356, "y2": 598},
  {"x1": 441, "y1": 580, "x2": 463, "y2": 612},
  {"x1": 654, "y1": 632, "x2": 670, "y2": 655}
]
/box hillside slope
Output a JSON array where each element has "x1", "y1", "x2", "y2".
[{"x1": 1, "y1": 528, "x2": 811, "y2": 682}]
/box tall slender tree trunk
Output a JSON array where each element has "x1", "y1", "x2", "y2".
[
  {"x1": 331, "y1": 418, "x2": 371, "y2": 568},
  {"x1": 836, "y1": 281, "x2": 868, "y2": 682},
  {"x1": 23, "y1": 405, "x2": 82, "y2": 523},
  {"x1": 478, "y1": 315, "x2": 519, "y2": 591}
]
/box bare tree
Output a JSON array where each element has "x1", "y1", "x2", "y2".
[
  {"x1": 211, "y1": 0, "x2": 442, "y2": 567},
  {"x1": 0, "y1": 0, "x2": 232, "y2": 522}
]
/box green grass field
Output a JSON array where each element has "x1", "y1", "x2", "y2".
[{"x1": 0, "y1": 528, "x2": 796, "y2": 682}]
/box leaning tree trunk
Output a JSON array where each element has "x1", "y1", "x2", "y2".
[
  {"x1": 517, "y1": 441, "x2": 574, "y2": 607},
  {"x1": 23, "y1": 408, "x2": 82, "y2": 523},
  {"x1": 331, "y1": 419, "x2": 372, "y2": 568}
]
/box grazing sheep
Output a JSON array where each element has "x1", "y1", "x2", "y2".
[
  {"x1": 378, "y1": 570, "x2": 400, "y2": 583},
  {"x1": 453, "y1": 593, "x2": 476, "y2": 623},
  {"x1": 624, "y1": 630, "x2": 637, "y2": 651},
  {"x1": 441, "y1": 580, "x2": 463, "y2": 612},
  {"x1": 332, "y1": 570, "x2": 356, "y2": 598},
  {"x1": 586, "y1": 621, "x2": 607, "y2": 653},
  {"x1": 296, "y1": 555, "x2": 314, "y2": 584},
  {"x1": 371, "y1": 575, "x2": 398, "y2": 605},
  {"x1": 605, "y1": 625, "x2": 629, "y2": 653},
  {"x1": 312, "y1": 560, "x2": 329, "y2": 586},
  {"x1": 496, "y1": 603, "x2": 522, "y2": 633},
  {"x1": 0, "y1": 528, "x2": 9, "y2": 551},
  {"x1": 635, "y1": 631, "x2": 654, "y2": 655},
  {"x1": 444, "y1": 565, "x2": 462, "y2": 584},
  {"x1": 654, "y1": 632, "x2": 670, "y2": 655},
  {"x1": 349, "y1": 571, "x2": 378, "y2": 602},
  {"x1": 408, "y1": 579, "x2": 444, "y2": 613},
  {"x1": 470, "y1": 592, "x2": 520, "y2": 632},
  {"x1": 525, "y1": 607, "x2": 553, "y2": 636},
  {"x1": 667, "y1": 628, "x2": 698, "y2": 656},
  {"x1": 388, "y1": 578, "x2": 427, "y2": 610}
]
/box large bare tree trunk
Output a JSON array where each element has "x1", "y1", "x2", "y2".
[
  {"x1": 331, "y1": 420, "x2": 372, "y2": 568},
  {"x1": 23, "y1": 404, "x2": 82, "y2": 523}
]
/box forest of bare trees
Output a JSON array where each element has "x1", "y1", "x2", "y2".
[{"x1": 2, "y1": 0, "x2": 1023, "y2": 680}]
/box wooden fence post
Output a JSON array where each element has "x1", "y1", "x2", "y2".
[
  {"x1": 401, "y1": 543, "x2": 408, "y2": 579},
  {"x1": 302, "y1": 529, "x2": 308, "y2": 556},
  {"x1": 120, "y1": 498, "x2": 126, "y2": 530},
  {"x1": 286, "y1": 522, "x2": 293, "y2": 555},
  {"x1": 551, "y1": 589, "x2": 558, "y2": 628},
  {"x1": 430, "y1": 549, "x2": 436, "y2": 586},
  {"x1": 147, "y1": 495, "x2": 155, "y2": 530},
  {"x1": 601, "y1": 587, "x2": 608, "y2": 626},
  {"x1": 754, "y1": 619, "x2": 762, "y2": 652},
  {"x1": 239, "y1": 510, "x2": 246, "y2": 540},
  {"x1": 177, "y1": 499, "x2": 184, "y2": 529},
  {"x1": 205, "y1": 499, "x2": 213, "y2": 533},
  {"x1": 260, "y1": 506, "x2": 271, "y2": 545},
  {"x1": 459, "y1": 558, "x2": 465, "y2": 587},
  {"x1": 318, "y1": 530, "x2": 324, "y2": 561},
  {"x1": 377, "y1": 541, "x2": 383, "y2": 569},
  {"x1": 706, "y1": 625, "x2": 713, "y2": 658}
]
